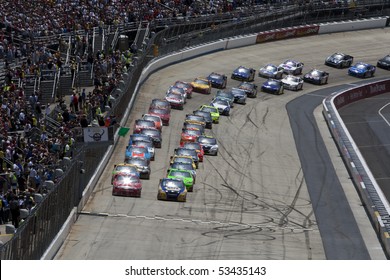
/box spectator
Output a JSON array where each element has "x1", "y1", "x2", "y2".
[{"x1": 10, "y1": 195, "x2": 20, "y2": 228}]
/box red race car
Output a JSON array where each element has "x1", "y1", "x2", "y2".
[
  {"x1": 174, "y1": 81, "x2": 193, "y2": 99},
  {"x1": 142, "y1": 113, "x2": 163, "y2": 132},
  {"x1": 148, "y1": 107, "x2": 171, "y2": 126},
  {"x1": 133, "y1": 119, "x2": 156, "y2": 134},
  {"x1": 112, "y1": 174, "x2": 142, "y2": 197},
  {"x1": 180, "y1": 128, "x2": 202, "y2": 146}
]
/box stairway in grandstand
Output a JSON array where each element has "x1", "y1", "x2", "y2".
[
  {"x1": 58, "y1": 66, "x2": 74, "y2": 98},
  {"x1": 39, "y1": 78, "x2": 56, "y2": 105}
]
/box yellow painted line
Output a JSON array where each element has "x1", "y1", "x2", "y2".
[
  {"x1": 0, "y1": 234, "x2": 14, "y2": 237},
  {"x1": 384, "y1": 232, "x2": 389, "y2": 238}
]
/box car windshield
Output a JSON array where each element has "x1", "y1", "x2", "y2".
[
  {"x1": 115, "y1": 166, "x2": 137, "y2": 172},
  {"x1": 149, "y1": 108, "x2": 168, "y2": 115},
  {"x1": 114, "y1": 175, "x2": 139, "y2": 183},
  {"x1": 265, "y1": 65, "x2": 276, "y2": 71},
  {"x1": 285, "y1": 76, "x2": 299, "y2": 82},
  {"x1": 171, "y1": 163, "x2": 194, "y2": 171},
  {"x1": 382, "y1": 56, "x2": 390, "y2": 62},
  {"x1": 162, "y1": 179, "x2": 184, "y2": 189},
  {"x1": 184, "y1": 143, "x2": 201, "y2": 150},
  {"x1": 143, "y1": 115, "x2": 160, "y2": 123},
  {"x1": 126, "y1": 158, "x2": 148, "y2": 166},
  {"x1": 284, "y1": 61, "x2": 296, "y2": 67},
  {"x1": 201, "y1": 106, "x2": 218, "y2": 113},
  {"x1": 168, "y1": 87, "x2": 184, "y2": 95},
  {"x1": 151, "y1": 100, "x2": 169, "y2": 108},
  {"x1": 170, "y1": 170, "x2": 191, "y2": 178},
  {"x1": 213, "y1": 99, "x2": 229, "y2": 106},
  {"x1": 186, "y1": 115, "x2": 204, "y2": 122},
  {"x1": 194, "y1": 79, "x2": 208, "y2": 85},
  {"x1": 183, "y1": 129, "x2": 201, "y2": 136},
  {"x1": 231, "y1": 88, "x2": 245, "y2": 95},
  {"x1": 309, "y1": 70, "x2": 321, "y2": 76},
  {"x1": 267, "y1": 80, "x2": 280, "y2": 86},
  {"x1": 237, "y1": 67, "x2": 249, "y2": 74},
  {"x1": 141, "y1": 129, "x2": 160, "y2": 137},
  {"x1": 173, "y1": 157, "x2": 193, "y2": 165},
  {"x1": 216, "y1": 92, "x2": 233, "y2": 99},
  {"x1": 194, "y1": 111, "x2": 211, "y2": 119},
  {"x1": 209, "y1": 73, "x2": 222, "y2": 79},
  {"x1": 136, "y1": 120, "x2": 154, "y2": 127},
  {"x1": 356, "y1": 63, "x2": 367, "y2": 69},
  {"x1": 239, "y1": 83, "x2": 253, "y2": 90},
  {"x1": 174, "y1": 81, "x2": 188, "y2": 88},
  {"x1": 199, "y1": 137, "x2": 217, "y2": 145},
  {"x1": 332, "y1": 54, "x2": 343, "y2": 60},
  {"x1": 166, "y1": 92, "x2": 182, "y2": 99},
  {"x1": 133, "y1": 140, "x2": 153, "y2": 148},
  {"x1": 176, "y1": 149, "x2": 196, "y2": 157}
]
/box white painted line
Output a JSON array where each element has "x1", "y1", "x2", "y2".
[
  {"x1": 378, "y1": 102, "x2": 390, "y2": 127},
  {"x1": 360, "y1": 182, "x2": 366, "y2": 189}
]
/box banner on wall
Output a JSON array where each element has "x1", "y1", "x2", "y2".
[
  {"x1": 256, "y1": 25, "x2": 319, "y2": 43},
  {"x1": 83, "y1": 127, "x2": 109, "y2": 142}
]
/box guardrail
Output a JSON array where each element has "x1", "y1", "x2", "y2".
[{"x1": 323, "y1": 80, "x2": 390, "y2": 258}]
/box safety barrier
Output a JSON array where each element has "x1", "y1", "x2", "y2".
[{"x1": 323, "y1": 80, "x2": 390, "y2": 257}]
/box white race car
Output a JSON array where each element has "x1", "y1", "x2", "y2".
[
  {"x1": 258, "y1": 63, "x2": 284, "y2": 79},
  {"x1": 281, "y1": 75, "x2": 304, "y2": 91},
  {"x1": 279, "y1": 59, "x2": 304, "y2": 75}
]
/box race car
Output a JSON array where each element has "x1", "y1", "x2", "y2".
[
  {"x1": 173, "y1": 81, "x2": 193, "y2": 99},
  {"x1": 215, "y1": 90, "x2": 234, "y2": 107},
  {"x1": 193, "y1": 110, "x2": 213, "y2": 129},
  {"x1": 133, "y1": 119, "x2": 156, "y2": 134},
  {"x1": 278, "y1": 59, "x2": 304, "y2": 75},
  {"x1": 231, "y1": 66, "x2": 256, "y2": 82},
  {"x1": 180, "y1": 128, "x2": 202, "y2": 145},
  {"x1": 348, "y1": 62, "x2": 376, "y2": 78},
  {"x1": 261, "y1": 79, "x2": 284, "y2": 95},
  {"x1": 207, "y1": 72, "x2": 228, "y2": 89},
  {"x1": 170, "y1": 155, "x2": 197, "y2": 170},
  {"x1": 167, "y1": 168, "x2": 194, "y2": 192},
  {"x1": 141, "y1": 114, "x2": 162, "y2": 132},
  {"x1": 111, "y1": 163, "x2": 140, "y2": 184},
  {"x1": 148, "y1": 107, "x2": 171, "y2": 126},
  {"x1": 377, "y1": 55, "x2": 390, "y2": 70},
  {"x1": 182, "y1": 142, "x2": 204, "y2": 162},
  {"x1": 166, "y1": 86, "x2": 187, "y2": 103},
  {"x1": 112, "y1": 174, "x2": 142, "y2": 197},
  {"x1": 168, "y1": 162, "x2": 197, "y2": 183},
  {"x1": 199, "y1": 105, "x2": 220, "y2": 124},
  {"x1": 303, "y1": 69, "x2": 329, "y2": 85},
  {"x1": 149, "y1": 98, "x2": 171, "y2": 112},
  {"x1": 140, "y1": 127, "x2": 162, "y2": 148},
  {"x1": 128, "y1": 134, "x2": 153, "y2": 146},
  {"x1": 238, "y1": 82, "x2": 258, "y2": 98},
  {"x1": 210, "y1": 97, "x2": 231, "y2": 116},
  {"x1": 190, "y1": 77, "x2": 212, "y2": 94},
  {"x1": 197, "y1": 135, "x2": 218, "y2": 156},
  {"x1": 229, "y1": 88, "x2": 247, "y2": 104},
  {"x1": 258, "y1": 63, "x2": 284, "y2": 79},
  {"x1": 174, "y1": 147, "x2": 200, "y2": 168},
  {"x1": 124, "y1": 157, "x2": 151, "y2": 179},
  {"x1": 325, "y1": 52, "x2": 354, "y2": 68},
  {"x1": 164, "y1": 91, "x2": 185, "y2": 110},
  {"x1": 157, "y1": 178, "x2": 187, "y2": 202},
  {"x1": 184, "y1": 114, "x2": 206, "y2": 128},
  {"x1": 125, "y1": 145, "x2": 151, "y2": 162},
  {"x1": 131, "y1": 139, "x2": 155, "y2": 161},
  {"x1": 281, "y1": 75, "x2": 304, "y2": 91},
  {"x1": 182, "y1": 122, "x2": 205, "y2": 135}
]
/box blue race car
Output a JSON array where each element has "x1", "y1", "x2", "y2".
[
  {"x1": 125, "y1": 145, "x2": 152, "y2": 162},
  {"x1": 207, "y1": 72, "x2": 227, "y2": 89},
  {"x1": 261, "y1": 79, "x2": 284, "y2": 95},
  {"x1": 157, "y1": 178, "x2": 187, "y2": 202},
  {"x1": 348, "y1": 62, "x2": 376, "y2": 78},
  {"x1": 231, "y1": 66, "x2": 256, "y2": 82}
]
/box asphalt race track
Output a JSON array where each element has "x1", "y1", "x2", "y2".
[{"x1": 55, "y1": 28, "x2": 390, "y2": 260}]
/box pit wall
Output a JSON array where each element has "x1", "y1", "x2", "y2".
[
  {"x1": 323, "y1": 80, "x2": 390, "y2": 258},
  {"x1": 42, "y1": 17, "x2": 389, "y2": 259}
]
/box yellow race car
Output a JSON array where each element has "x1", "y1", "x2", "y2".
[{"x1": 190, "y1": 77, "x2": 212, "y2": 94}]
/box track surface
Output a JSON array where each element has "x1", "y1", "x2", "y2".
[{"x1": 55, "y1": 29, "x2": 390, "y2": 260}]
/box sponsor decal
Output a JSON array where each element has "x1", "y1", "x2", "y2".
[{"x1": 256, "y1": 25, "x2": 319, "y2": 43}]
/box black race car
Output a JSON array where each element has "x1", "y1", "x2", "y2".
[
  {"x1": 377, "y1": 55, "x2": 390, "y2": 70},
  {"x1": 207, "y1": 72, "x2": 227, "y2": 89},
  {"x1": 303, "y1": 69, "x2": 329, "y2": 85},
  {"x1": 325, "y1": 52, "x2": 354, "y2": 68},
  {"x1": 231, "y1": 66, "x2": 256, "y2": 82},
  {"x1": 238, "y1": 82, "x2": 258, "y2": 98}
]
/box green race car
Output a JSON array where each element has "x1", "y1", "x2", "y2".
[
  {"x1": 166, "y1": 168, "x2": 194, "y2": 192},
  {"x1": 199, "y1": 104, "x2": 220, "y2": 124}
]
